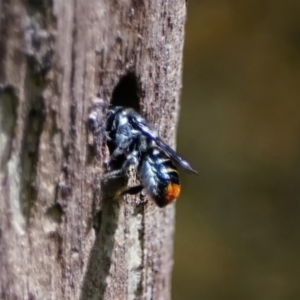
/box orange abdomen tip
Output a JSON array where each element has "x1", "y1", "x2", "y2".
[{"x1": 164, "y1": 183, "x2": 181, "y2": 204}]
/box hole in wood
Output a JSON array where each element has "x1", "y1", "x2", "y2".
[{"x1": 111, "y1": 72, "x2": 141, "y2": 112}]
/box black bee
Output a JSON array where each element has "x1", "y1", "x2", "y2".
[{"x1": 102, "y1": 105, "x2": 197, "y2": 207}]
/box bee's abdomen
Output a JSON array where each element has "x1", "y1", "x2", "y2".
[{"x1": 139, "y1": 148, "x2": 181, "y2": 207}]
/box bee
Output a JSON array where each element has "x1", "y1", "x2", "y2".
[{"x1": 102, "y1": 105, "x2": 197, "y2": 207}]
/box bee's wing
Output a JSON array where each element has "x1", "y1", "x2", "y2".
[
  {"x1": 131, "y1": 118, "x2": 198, "y2": 174},
  {"x1": 155, "y1": 137, "x2": 198, "y2": 174},
  {"x1": 131, "y1": 119, "x2": 157, "y2": 139}
]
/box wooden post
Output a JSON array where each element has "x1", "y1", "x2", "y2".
[{"x1": 0, "y1": 0, "x2": 186, "y2": 299}]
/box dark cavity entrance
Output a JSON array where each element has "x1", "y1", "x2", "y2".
[{"x1": 111, "y1": 72, "x2": 141, "y2": 112}]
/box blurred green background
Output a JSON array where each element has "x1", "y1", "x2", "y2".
[{"x1": 173, "y1": 1, "x2": 300, "y2": 299}]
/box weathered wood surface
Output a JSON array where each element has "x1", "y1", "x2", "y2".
[{"x1": 0, "y1": 0, "x2": 186, "y2": 299}]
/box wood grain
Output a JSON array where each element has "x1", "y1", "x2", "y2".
[{"x1": 0, "y1": 0, "x2": 186, "y2": 299}]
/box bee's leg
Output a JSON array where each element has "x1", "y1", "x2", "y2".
[
  {"x1": 120, "y1": 185, "x2": 144, "y2": 196},
  {"x1": 102, "y1": 185, "x2": 144, "y2": 202},
  {"x1": 109, "y1": 133, "x2": 141, "y2": 161},
  {"x1": 102, "y1": 168, "x2": 126, "y2": 180},
  {"x1": 109, "y1": 146, "x2": 127, "y2": 161},
  {"x1": 103, "y1": 153, "x2": 139, "y2": 181}
]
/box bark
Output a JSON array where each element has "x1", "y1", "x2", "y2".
[{"x1": 0, "y1": 0, "x2": 186, "y2": 299}]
